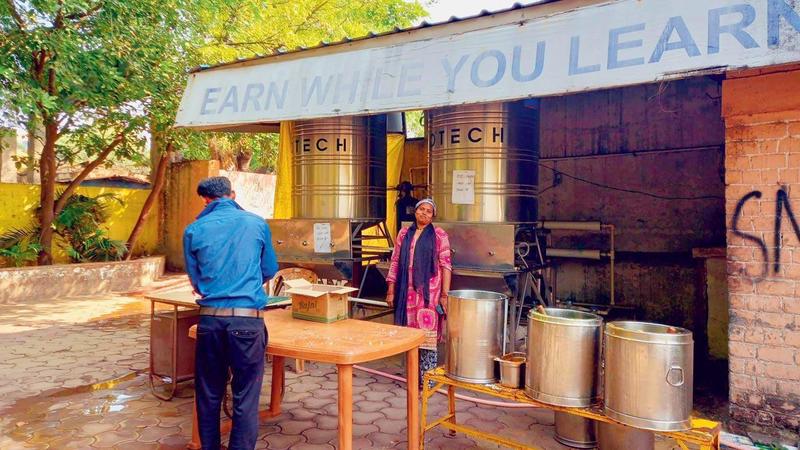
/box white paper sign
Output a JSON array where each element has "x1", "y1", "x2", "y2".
[
  {"x1": 452, "y1": 170, "x2": 476, "y2": 205},
  {"x1": 313, "y1": 222, "x2": 332, "y2": 254},
  {"x1": 176, "y1": 0, "x2": 800, "y2": 127}
]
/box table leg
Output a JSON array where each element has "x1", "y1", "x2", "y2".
[
  {"x1": 187, "y1": 396, "x2": 201, "y2": 450},
  {"x1": 447, "y1": 385, "x2": 456, "y2": 437},
  {"x1": 269, "y1": 356, "x2": 285, "y2": 416},
  {"x1": 407, "y1": 347, "x2": 420, "y2": 450},
  {"x1": 337, "y1": 364, "x2": 353, "y2": 450}
]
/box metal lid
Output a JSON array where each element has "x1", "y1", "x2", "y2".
[
  {"x1": 447, "y1": 290, "x2": 507, "y2": 302},
  {"x1": 605, "y1": 321, "x2": 693, "y2": 345},
  {"x1": 528, "y1": 307, "x2": 602, "y2": 327}
]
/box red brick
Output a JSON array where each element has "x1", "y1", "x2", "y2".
[
  {"x1": 762, "y1": 168, "x2": 783, "y2": 184},
  {"x1": 759, "y1": 347, "x2": 796, "y2": 364},
  {"x1": 759, "y1": 139, "x2": 781, "y2": 154},
  {"x1": 752, "y1": 154, "x2": 787, "y2": 169},
  {"x1": 742, "y1": 169, "x2": 763, "y2": 184},
  {"x1": 790, "y1": 153, "x2": 800, "y2": 168},
  {"x1": 729, "y1": 324, "x2": 747, "y2": 342},
  {"x1": 729, "y1": 247, "x2": 756, "y2": 263},
  {"x1": 785, "y1": 331, "x2": 800, "y2": 347},
  {"x1": 765, "y1": 362, "x2": 800, "y2": 381},
  {"x1": 779, "y1": 137, "x2": 800, "y2": 153},
  {"x1": 750, "y1": 122, "x2": 790, "y2": 140},
  {"x1": 727, "y1": 156, "x2": 752, "y2": 171},
  {"x1": 757, "y1": 378, "x2": 780, "y2": 396},
  {"x1": 730, "y1": 308, "x2": 759, "y2": 324},
  {"x1": 763, "y1": 328, "x2": 786, "y2": 346},
  {"x1": 777, "y1": 380, "x2": 800, "y2": 397},
  {"x1": 728, "y1": 126, "x2": 758, "y2": 142},
  {"x1": 730, "y1": 341, "x2": 759, "y2": 358},
  {"x1": 755, "y1": 280, "x2": 796, "y2": 297},
  {"x1": 789, "y1": 122, "x2": 800, "y2": 137},
  {"x1": 731, "y1": 373, "x2": 757, "y2": 390},
  {"x1": 752, "y1": 296, "x2": 784, "y2": 312},
  {"x1": 726, "y1": 169, "x2": 743, "y2": 184},
  {"x1": 756, "y1": 311, "x2": 797, "y2": 329}
]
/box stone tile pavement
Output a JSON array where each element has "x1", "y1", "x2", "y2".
[{"x1": 0, "y1": 277, "x2": 684, "y2": 449}]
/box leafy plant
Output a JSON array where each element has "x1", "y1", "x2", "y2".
[
  {"x1": 0, "y1": 229, "x2": 41, "y2": 267},
  {"x1": 54, "y1": 194, "x2": 128, "y2": 262}
]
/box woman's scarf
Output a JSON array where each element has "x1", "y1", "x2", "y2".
[{"x1": 394, "y1": 222, "x2": 437, "y2": 326}]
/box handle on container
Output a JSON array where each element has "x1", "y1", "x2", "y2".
[{"x1": 666, "y1": 365, "x2": 685, "y2": 387}]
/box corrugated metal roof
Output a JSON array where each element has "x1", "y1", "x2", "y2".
[{"x1": 192, "y1": 1, "x2": 558, "y2": 73}]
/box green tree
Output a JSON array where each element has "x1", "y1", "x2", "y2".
[{"x1": 0, "y1": 0, "x2": 205, "y2": 264}]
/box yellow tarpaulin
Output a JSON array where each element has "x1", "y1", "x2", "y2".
[
  {"x1": 385, "y1": 132, "x2": 405, "y2": 239},
  {"x1": 274, "y1": 121, "x2": 294, "y2": 219}
]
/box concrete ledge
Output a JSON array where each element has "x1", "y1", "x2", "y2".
[{"x1": 0, "y1": 256, "x2": 165, "y2": 303}]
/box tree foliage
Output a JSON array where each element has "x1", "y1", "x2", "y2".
[{"x1": 0, "y1": 0, "x2": 427, "y2": 263}]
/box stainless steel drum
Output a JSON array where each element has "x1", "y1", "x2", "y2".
[
  {"x1": 525, "y1": 308, "x2": 602, "y2": 407},
  {"x1": 445, "y1": 290, "x2": 507, "y2": 383},
  {"x1": 604, "y1": 321, "x2": 694, "y2": 431},
  {"x1": 427, "y1": 101, "x2": 539, "y2": 223},
  {"x1": 596, "y1": 422, "x2": 654, "y2": 450},
  {"x1": 554, "y1": 413, "x2": 596, "y2": 449},
  {"x1": 292, "y1": 116, "x2": 386, "y2": 220}
]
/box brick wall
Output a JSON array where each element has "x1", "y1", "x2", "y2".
[{"x1": 723, "y1": 64, "x2": 800, "y2": 441}]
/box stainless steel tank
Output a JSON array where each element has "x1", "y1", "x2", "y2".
[
  {"x1": 596, "y1": 422, "x2": 654, "y2": 450},
  {"x1": 445, "y1": 290, "x2": 507, "y2": 383},
  {"x1": 554, "y1": 413, "x2": 596, "y2": 449},
  {"x1": 292, "y1": 116, "x2": 386, "y2": 220},
  {"x1": 525, "y1": 308, "x2": 602, "y2": 407},
  {"x1": 604, "y1": 321, "x2": 694, "y2": 432},
  {"x1": 427, "y1": 101, "x2": 539, "y2": 223}
]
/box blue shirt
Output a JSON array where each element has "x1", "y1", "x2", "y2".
[{"x1": 183, "y1": 198, "x2": 279, "y2": 309}]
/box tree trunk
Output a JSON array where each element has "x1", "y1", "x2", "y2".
[
  {"x1": 236, "y1": 149, "x2": 253, "y2": 171},
  {"x1": 37, "y1": 120, "x2": 59, "y2": 265},
  {"x1": 125, "y1": 144, "x2": 172, "y2": 260}
]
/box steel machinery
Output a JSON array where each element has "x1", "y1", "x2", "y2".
[
  {"x1": 267, "y1": 115, "x2": 393, "y2": 290},
  {"x1": 424, "y1": 100, "x2": 547, "y2": 351}
]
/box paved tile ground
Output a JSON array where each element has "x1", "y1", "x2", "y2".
[{"x1": 0, "y1": 277, "x2": 687, "y2": 449}]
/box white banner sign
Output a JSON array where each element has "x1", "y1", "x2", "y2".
[{"x1": 176, "y1": 0, "x2": 800, "y2": 127}]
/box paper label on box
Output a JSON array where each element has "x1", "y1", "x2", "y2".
[
  {"x1": 451, "y1": 170, "x2": 475, "y2": 205},
  {"x1": 313, "y1": 222, "x2": 332, "y2": 253}
]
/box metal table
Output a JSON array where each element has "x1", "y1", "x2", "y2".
[
  {"x1": 146, "y1": 287, "x2": 200, "y2": 401},
  {"x1": 421, "y1": 367, "x2": 721, "y2": 450}
]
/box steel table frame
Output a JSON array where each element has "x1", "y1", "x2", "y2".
[
  {"x1": 420, "y1": 367, "x2": 720, "y2": 450},
  {"x1": 148, "y1": 295, "x2": 200, "y2": 401}
]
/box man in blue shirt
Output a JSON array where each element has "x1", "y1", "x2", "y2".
[{"x1": 183, "y1": 176, "x2": 278, "y2": 450}]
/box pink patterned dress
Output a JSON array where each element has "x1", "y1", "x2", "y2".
[{"x1": 386, "y1": 226, "x2": 452, "y2": 351}]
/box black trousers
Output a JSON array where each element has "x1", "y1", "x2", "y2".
[{"x1": 195, "y1": 315, "x2": 267, "y2": 450}]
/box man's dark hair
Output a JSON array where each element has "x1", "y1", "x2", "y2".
[{"x1": 197, "y1": 176, "x2": 232, "y2": 199}]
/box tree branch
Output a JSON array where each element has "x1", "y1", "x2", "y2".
[
  {"x1": 64, "y1": 2, "x2": 103, "y2": 22},
  {"x1": 53, "y1": 133, "x2": 124, "y2": 216},
  {"x1": 4, "y1": 0, "x2": 26, "y2": 30}
]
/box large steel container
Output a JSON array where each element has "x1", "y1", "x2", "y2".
[
  {"x1": 596, "y1": 422, "x2": 654, "y2": 450},
  {"x1": 554, "y1": 413, "x2": 596, "y2": 449},
  {"x1": 427, "y1": 101, "x2": 539, "y2": 223},
  {"x1": 604, "y1": 321, "x2": 694, "y2": 431},
  {"x1": 292, "y1": 115, "x2": 386, "y2": 220},
  {"x1": 445, "y1": 290, "x2": 507, "y2": 383},
  {"x1": 525, "y1": 308, "x2": 602, "y2": 407}
]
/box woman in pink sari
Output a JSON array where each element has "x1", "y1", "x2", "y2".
[{"x1": 386, "y1": 198, "x2": 452, "y2": 381}]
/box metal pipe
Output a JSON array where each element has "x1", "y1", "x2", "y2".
[
  {"x1": 602, "y1": 224, "x2": 616, "y2": 305},
  {"x1": 547, "y1": 248, "x2": 603, "y2": 260},
  {"x1": 538, "y1": 221, "x2": 602, "y2": 231},
  {"x1": 352, "y1": 365, "x2": 540, "y2": 409}
]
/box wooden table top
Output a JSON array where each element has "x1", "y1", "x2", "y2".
[
  {"x1": 146, "y1": 287, "x2": 200, "y2": 308},
  {"x1": 147, "y1": 290, "x2": 425, "y2": 365}
]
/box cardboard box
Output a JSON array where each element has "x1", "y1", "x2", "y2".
[{"x1": 284, "y1": 279, "x2": 357, "y2": 323}]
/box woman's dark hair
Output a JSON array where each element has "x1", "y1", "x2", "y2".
[{"x1": 197, "y1": 176, "x2": 232, "y2": 199}]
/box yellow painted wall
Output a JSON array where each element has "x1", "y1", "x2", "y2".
[
  {"x1": 0, "y1": 182, "x2": 160, "y2": 264},
  {"x1": 163, "y1": 160, "x2": 219, "y2": 270}
]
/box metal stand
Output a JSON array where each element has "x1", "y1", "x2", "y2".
[
  {"x1": 148, "y1": 299, "x2": 199, "y2": 401},
  {"x1": 420, "y1": 367, "x2": 720, "y2": 450}
]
